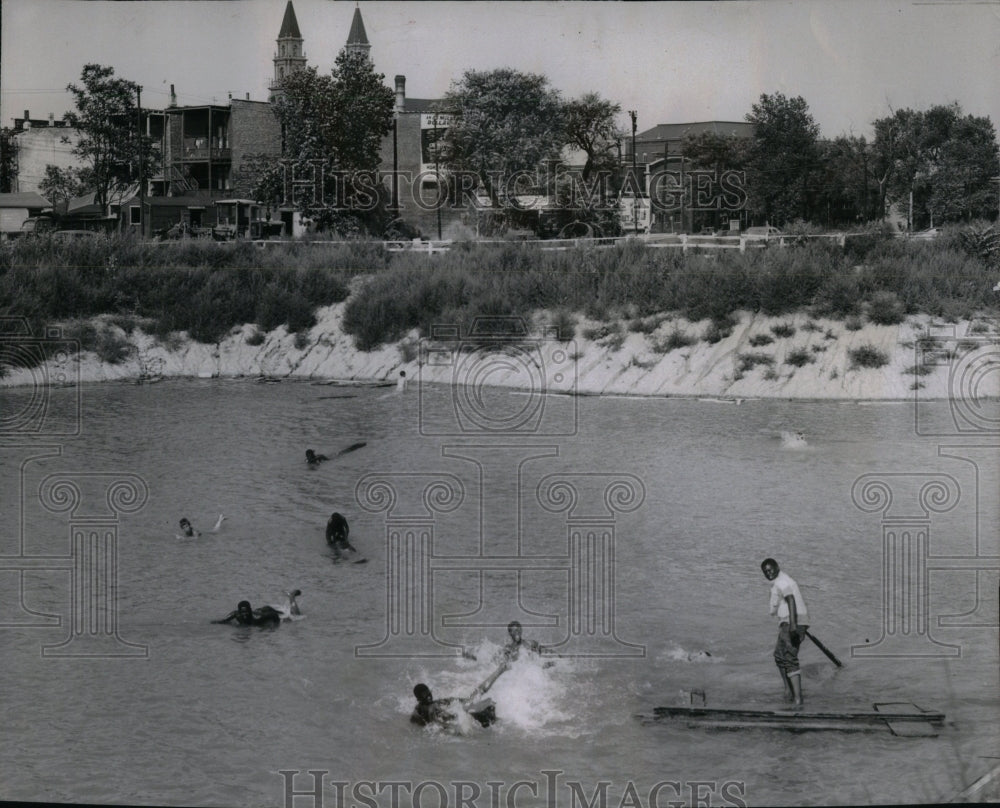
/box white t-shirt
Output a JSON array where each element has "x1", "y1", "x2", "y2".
[{"x1": 770, "y1": 571, "x2": 808, "y2": 623}]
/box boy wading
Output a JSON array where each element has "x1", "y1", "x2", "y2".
[{"x1": 761, "y1": 558, "x2": 808, "y2": 706}]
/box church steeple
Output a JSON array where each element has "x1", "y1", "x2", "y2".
[
  {"x1": 271, "y1": 1, "x2": 307, "y2": 102},
  {"x1": 345, "y1": 5, "x2": 371, "y2": 59}
]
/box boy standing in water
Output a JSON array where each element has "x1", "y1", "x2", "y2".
[{"x1": 761, "y1": 558, "x2": 809, "y2": 706}]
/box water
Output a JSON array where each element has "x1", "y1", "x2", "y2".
[{"x1": 1, "y1": 380, "x2": 997, "y2": 807}]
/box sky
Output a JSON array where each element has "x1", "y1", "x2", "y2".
[{"x1": 3, "y1": 0, "x2": 999, "y2": 140}]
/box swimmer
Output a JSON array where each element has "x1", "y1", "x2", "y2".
[
  {"x1": 462, "y1": 620, "x2": 554, "y2": 663},
  {"x1": 176, "y1": 513, "x2": 225, "y2": 539},
  {"x1": 306, "y1": 449, "x2": 329, "y2": 467},
  {"x1": 411, "y1": 661, "x2": 508, "y2": 731},
  {"x1": 212, "y1": 600, "x2": 282, "y2": 627},
  {"x1": 325, "y1": 511, "x2": 358, "y2": 559},
  {"x1": 396, "y1": 370, "x2": 408, "y2": 393},
  {"x1": 501, "y1": 620, "x2": 546, "y2": 662}
]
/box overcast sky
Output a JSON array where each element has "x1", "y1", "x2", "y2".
[{"x1": 3, "y1": 0, "x2": 999, "y2": 139}]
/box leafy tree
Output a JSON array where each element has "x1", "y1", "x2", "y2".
[
  {"x1": 814, "y1": 135, "x2": 879, "y2": 226},
  {"x1": 270, "y1": 53, "x2": 394, "y2": 233},
  {"x1": 872, "y1": 103, "x2": 998, "y2": 228},
  {"x1": 436, "y1": 68, "x2": 564, "y2": 217},
  {"x1": 64, "y1": 64, "x2": 158, "y2": 213},
  {"x1": 562, "y1": 92, "x2": 623, "y2": 181},
  {"x1": 681, "y1": 131, "x2": 748, "y2": 175},
  {"x1": 38, "y1": 165, "x2": 87, "y2": 209},
  {"x1": 743, "y1": 93, "x2": 821, "y2": 224}
]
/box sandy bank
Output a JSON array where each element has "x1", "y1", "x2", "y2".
[{"x1": 2, "y1": 302, "x2": 998, "y2": 401}]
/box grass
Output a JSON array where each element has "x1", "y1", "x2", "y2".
[
  {"x1": 748, "y1": 333, "x2": 774, "y2": 347},
  {"x1": 2, "y1": 232, "x2": 997, "y2": 363},
  {"x1": 771, "y1": 322, "x2": 796, "y2": 338}
]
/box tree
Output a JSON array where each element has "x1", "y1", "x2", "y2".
[
  {"x1": 38, "y1": 165, "x2": 87, "y2": 209},
  {"x1": 872, "y1": 103, "x2": 999, "y2": 228},
  {"x1": 436, "y1": 68, "x2": 564, "y2": 216},
  {"x1": 270, "y1": 53, "x2": 394, "y2": 233},
  {"x1": 562, "y1": 93, "x2": 623, "y2": 181},
  {"x1": 743, "y1": 93, "x2": 821, "y2": 224},
  {"x1": 64, "y1": 64, "x2": 157, "y2": 213},
  {"x1": 814, "y1": 135, "x2": 879, "y2": 226}
]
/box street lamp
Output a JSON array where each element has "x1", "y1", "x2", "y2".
[{"x1": 628, "y1": 110, "x2": 638, "y2": 236}]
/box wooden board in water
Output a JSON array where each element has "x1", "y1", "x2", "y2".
[{"x1": 650, "y1": 703, "x2": 943, "y2": 734}]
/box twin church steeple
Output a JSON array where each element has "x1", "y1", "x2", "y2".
[{"x1": 270, "y1": 1, "x2": 370, "y2": 102}]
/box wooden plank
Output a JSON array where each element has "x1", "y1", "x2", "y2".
[{"x1": 650, "y1": 703, "x2": 945, "y2": 732}]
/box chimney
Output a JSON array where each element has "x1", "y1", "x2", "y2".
[
  {"x1": 246, "y1": 93, "x2": 250, "y2": 101},
  {"x1": 48, "y1": 113, "x2": 55, "y2": 126},
  {"x1": 23, "y1": 111, "x2": 30, "y2": 130},
  {"x1": 169, "y1": 85, "x2": 177, "y2": 107},
  {"x1": 394, "y1": 75, "x2": 406, "y2": 115}
]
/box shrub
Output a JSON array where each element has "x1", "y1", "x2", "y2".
[
  {"x1": 245, "y1": 328, "x2": 266, "y2": 346},
  {"x1": 749, "y1": 333, "x2": 773, "y2": 347},
  {"x1": 845, "y1": 315, "x2": 864, "y2": 331},
  {"x1": 904, "y1": 363, "x2": 933, "y2": 376},
  {"x1": 654, "y1": 328, "x2": 696, "y2": 353},
  {"x1": 771, "y1": 322, "x2": 796, "y2": 338},
  {"x1": 550, "y1": 309, "x2": 577, "y2": 341},
  {"x1": 867, "y1": 291, "x2": 906, "y2": 325},
  {"x1": 848, "y1": 345, "x2": 889, "y2": 369},
  {"x1": 704, "y1": 315, "x2": 737, "y2": 344},
  {"x1": 95, "y1": 328, "x2": 133, "y2": 364},
  {"x1": 737, "y1": 352, "x2": 774, "y2": 373},
  {"x1": 785, "y1": 347, "x2": 813, "y2": 367},
  {"x1": 293, "y1": 331, "x2": 310, "y2": 350}
]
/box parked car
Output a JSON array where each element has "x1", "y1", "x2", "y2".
[
  {"x1": 52, "y1": 229, "x2": 102, "y2": 242},
  {"x1": 744, "y1": 226, "x2": 783, "y2": 239}
]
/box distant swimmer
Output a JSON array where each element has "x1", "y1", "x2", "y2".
[
  {"x1": 326, "y1": 512, "x2": 358, "y2": 559},
  {"x1": 411, "y1": 662, "x2": 508, "y2": 731},
  {"x1": 176, "y1": 513, "x2": 225, "y2": 539},
  {"x1": 396, "y1": 370, "x2": 408, "y2": 393},
  {"x1": 306, "y1": 449, "x2": 329, "y2": 467},
  {"x1": 212, "y1": 600, "x2": 282, "y2": 627}
]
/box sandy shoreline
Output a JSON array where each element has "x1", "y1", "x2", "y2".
[{"x1": 2, "y1": 301, "x2": 997, "y2": 401}]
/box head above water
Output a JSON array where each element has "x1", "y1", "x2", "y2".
[
  {"x1": 507, "y1": 620, "x2": 522, "y2": 641},
  {"x1": 761, "y1": 558, "x2": 779, "y2": 580},
  {"x1": 413, "y1": 683, "x2": 433, "y2": 703},
  {"x1": 237, "y1": 600, "x2": 253, "y2": 614},
  {"x1": 306, "y1": 450, "x2": 316, "y2": 461},
  {"x1": 179, "y1": 518, "x2": 193, "y2": 535}
]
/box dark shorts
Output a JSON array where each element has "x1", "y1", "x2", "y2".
[{"x1": 773, "y1": 623, "x2": 808, "y2": 673}]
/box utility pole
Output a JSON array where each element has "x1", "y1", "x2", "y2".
[
  {"x1": 433, "y1": 115, "x2": 442, "y2": 240},
  {"x1": 629, "y1": 109, "x2": 638, "y2": 236},
  {"x1": 136, "y1": 85, "x2": 145, "y2": 238}
]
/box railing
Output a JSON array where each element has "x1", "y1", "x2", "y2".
[{"x1": 150, "y1": 231, "x2": 859, "y2": 253}]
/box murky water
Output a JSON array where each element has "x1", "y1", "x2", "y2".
[{"x1": 1, "y1": 380, "x2": 997, "y2": 806}]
